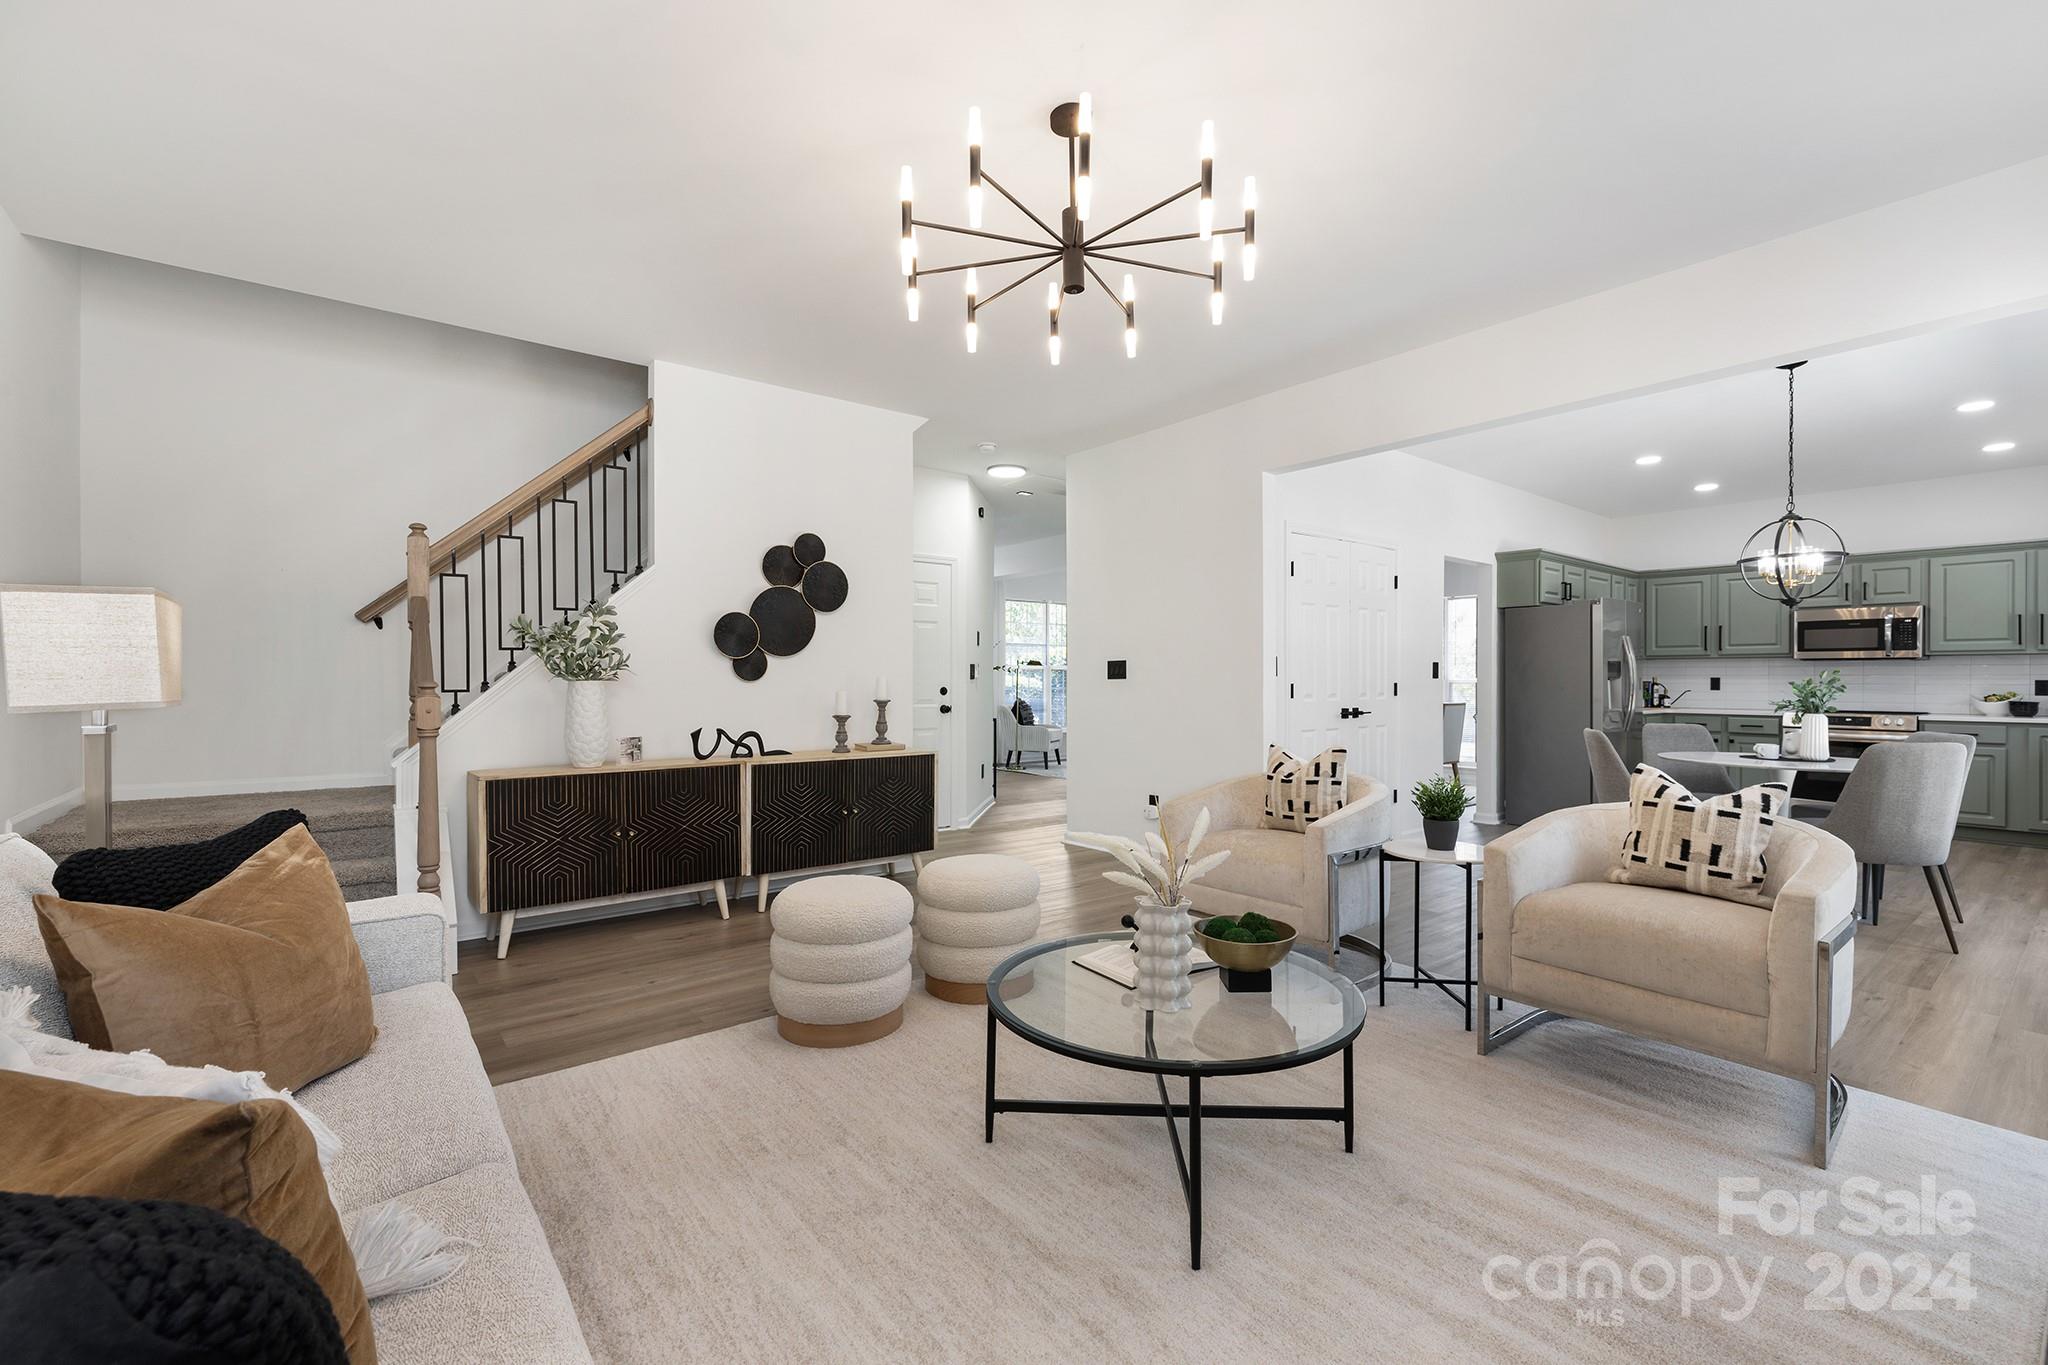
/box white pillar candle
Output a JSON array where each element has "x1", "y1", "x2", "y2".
[
  {"x1": 875, "y1": 675, "x2": 889, "y2": 700},
  {"x1": 834, "y1": 690, "x2": 848, "y2": 715}
]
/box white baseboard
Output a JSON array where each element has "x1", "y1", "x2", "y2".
[
  {"x1": 112, "y1": 772, "x2": 393, "y2": 801},
  {"x1": 5, "y1": 786, "x2": 84, "y2": 836},
  {"x1": 953, "y1": 795, "x2": 995, "y2": 830}
]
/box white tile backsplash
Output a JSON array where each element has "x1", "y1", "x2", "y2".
[{"x1": 1641, "y1": 654, "x2": 2048, "y2": 714}]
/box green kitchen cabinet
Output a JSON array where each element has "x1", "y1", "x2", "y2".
[
  {"x1": 1850, "y1": 555, "x2": 1926, "y2": 606},
  {"x1": 1620, "y1": 575, "x2": 1643, "y2": 605},
  {"x1": 1928, "y1": 550, "x2": 2031, "y2": 654},
  {"x1": 1925, "y1": 724, "x2": 2009, "y2": 828},
  {"x1": 1800, "y1": 562, "x2": 1856, "y2": 608},
  {"x1": 1537, "y1": 558, "x2": 1565, "y2": 604},
  {"x1": 2032, "y1": 548, "x2": 2048, "y2": 651},
  {"x1": 1725, "y1": 715, "x2": 1784, "y2": 744},
  {"x1": 1648, "y1": 712, "x2": 1727, "y2": 748},
  {"x1": 1715, "y1": 573, "x2": 1792, "y2": 656},
  {"x1": 2018, "y1": 727, "x2": 2048, "y2": 835},
  {"x1": 1644, "y1": 574, "x2": 1716, "y2": 657},
  {"x1": 1583, "y1": 569, "x2": 1614, "y2": 600},
  {"x1": 1561, "y1": 563, "x2": 1588, "y2": 602}
]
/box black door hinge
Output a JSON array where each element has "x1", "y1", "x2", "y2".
[
  {"x1": 1288, "y1": 683, "x2": 1295, "y2": 698},
  {"x1": 1393, "y1": 682, "x2": 1399, "y2": 697},
  {"x1": 1289, "y1": 560, "x2": 1296, "y2": 576},
  {"x1": 1394, "y1": 574, "x2": 1399, "y2": 589}
]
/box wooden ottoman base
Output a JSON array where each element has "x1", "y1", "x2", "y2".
[
  {"x1": 925, "y1": 974, "x2": 1035, "y2": 1005},
  {"x1": 776, "y1": 1004, "x2": 904, "y2": 1048}
]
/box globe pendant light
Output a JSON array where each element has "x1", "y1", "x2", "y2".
[{"x1": 1738, "y1": 361, "x2": 1847, "y2": 606}]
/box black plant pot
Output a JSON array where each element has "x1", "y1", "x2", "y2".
[{"x1": 1422, "y1": 818, "x2": 1460, "y2": 852}]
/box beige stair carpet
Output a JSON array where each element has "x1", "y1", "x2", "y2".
[
  {"x1": 27, "y1": 787, "x2": 397, "y2": 900},
  {"x1": 497, "y1": 991, "x2": 2048, "y2": 1363}
]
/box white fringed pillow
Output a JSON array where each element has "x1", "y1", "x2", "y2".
[
  {"x1": 1262, "y1": 746, "x2": 1349, "y2": 832},
  {"x1": 1610, "y1": 764, "x2": 1788, "y2": 908}
]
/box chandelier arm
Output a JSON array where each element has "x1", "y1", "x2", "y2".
[
  {"x1": 978, "y1": 171, "x2": 1064, "y2": 243},
  {"x1": 911, "y1": 220, "x2": 1054, "y2": 251},
  {"x1": 1082, "y1": 183, "x2": 1202, "y2": 247},
  {"x1": 1088, "y1": 225, "x2": 1244, "y2": 251},
  {"x1": 972, "y1": 257, "x2": 1061, "y2": 311},
  {"x1": 913, "y1": 250, "x2": 1060, "y2": 281},
  {"x1": 1086, "y1": 250, "x2": 1214, "y2": 281},
  {"x1": 1082, "y1": 262, "x2": 1131, "y2": 319}
]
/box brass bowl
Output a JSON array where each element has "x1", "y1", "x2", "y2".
[{"x1": 1195, "y1": 918, "x2": 1298, "y2": 971}]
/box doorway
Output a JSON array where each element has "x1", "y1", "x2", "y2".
[
  {"x1": 911, "y1": 556, "x2": 958, "y2": 828},
  {"x1": 1282, "y1": 530, "x2": 1398, "y2": 787}
]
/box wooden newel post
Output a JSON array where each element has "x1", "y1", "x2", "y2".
[{"x1": 405, "y1": 524, "x2": 443, "y2": 898}]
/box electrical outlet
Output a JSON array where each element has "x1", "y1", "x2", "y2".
[
  {"x1": 1709, "y1": 677, "x2": 1721, "y2": 691},
  {"x1": 1144, "y1": 800, "x2": 1159, "y2": 822}
]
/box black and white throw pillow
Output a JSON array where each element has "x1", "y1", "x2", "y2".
[
  {"x1": 1261, "y1": 746, "x2": 1349, "y2": 832},
  {"x1": 1610, "y1": 764, "x2": 1787, "y2": 907}
]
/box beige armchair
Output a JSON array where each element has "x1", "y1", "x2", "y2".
[
  {"x1": 1162, "y1": 771, "x2": 1391, "y2": 960},
  {"x1": 1478, "y1": 804, "x2": 1860, "y2": 1166}
]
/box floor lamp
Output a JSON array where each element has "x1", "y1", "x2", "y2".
[{"x1": 0, "y1": 585, "x2": 182, "y2": 848}]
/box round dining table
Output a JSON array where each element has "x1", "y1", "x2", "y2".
[{"x1": 1659, "y1": 749, "x2": 1858, "y2": 793}]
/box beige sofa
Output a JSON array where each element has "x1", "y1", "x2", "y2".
[
  {"x1": 1477, "y1": 805, "x2": 1860, "y2": 1166},
  {"x1": 1162, "y1": 772, "x2": 1391, "y2": 959},
  {"x1": 0, "y1": 832, "x2": 590, "y2": 1362}
]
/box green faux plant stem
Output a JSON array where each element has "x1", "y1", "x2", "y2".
[{"x1": 509, "y1": 603, "x2": 631, "y2": 682}]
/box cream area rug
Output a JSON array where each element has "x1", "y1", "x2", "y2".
[{"x1": 497, "y1": 990, "x2": 2048, "y2": 1364}]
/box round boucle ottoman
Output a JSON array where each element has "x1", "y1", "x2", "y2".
[
  {"x1": 914, "y1": 854, "x2": 1042, "y2": 1003},
  {"x1": 768, "y1": 875, "x2": 914, "y2": 1047}
]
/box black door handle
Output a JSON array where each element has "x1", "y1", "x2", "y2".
[
  {"x1": 939, "y1": 704, "x2": 952, "y2": 713},
  {"x1": 1338, "y1": 707, "x2": 1371, "y2": 719},
  {"x1": 1718, "y1": 626, "x2": 1724, "y2": 652},
  {"x1": 939, "y1": 686, "x2": 948, "y2": 696}
]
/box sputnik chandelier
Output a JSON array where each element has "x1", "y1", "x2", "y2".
[{"x1": 898, "y1": 96, "x2": 1256, "y2": 362}]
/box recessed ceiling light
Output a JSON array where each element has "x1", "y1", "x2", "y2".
[
  {"x1": 986, "y1": 463, "x2": 1027, "y2": 479},
  {"x1": 1956, "y1": 399, "x2": 1997, "y2": 413},
  {"x1": 1982, "y1": 441, "x2": 2016, "y2": 453},
  {"x1": 1693, "y1": 482, "x2": 1719, "y2": 493},
  {"x1": 1634, "y1": 454, "x2": 1662, "y2": 466},
  {"x1": 1015, "y1": 489, "x2": 1035, "y2": 497}
]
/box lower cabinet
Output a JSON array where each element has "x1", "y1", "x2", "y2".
[
  {"x1": 750, "y1": 752, "x2": 937, "y2": 875},
  {"x1": 2019, "y1": 728, "x2": 2048, "y2": 834}
]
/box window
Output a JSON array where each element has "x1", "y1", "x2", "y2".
[
  {"x1": 1002, "y1": 598, "x2": 1067, "y2": 727},
  {"x1": 1444, "y1": 595, "x2": 1477, "y2": 765}
]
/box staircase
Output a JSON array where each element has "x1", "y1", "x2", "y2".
[
  {"x1": 29, "y1": 787, "x2": 398, "y2": 901},
  {"x1": 355, "y1": 403, "x2": 653, "y2": 900}
]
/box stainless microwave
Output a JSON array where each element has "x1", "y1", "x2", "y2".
[{"x1": 1793, "y1": 603, "x2": 1923, "y2": 660}]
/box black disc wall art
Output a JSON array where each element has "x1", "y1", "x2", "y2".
[
  {"x1": 801, "y1": 560, "x2": 848, "y2": 612},
  {"x1": 751, "y1": 585, "x2": 815, "y2": 656},
  {"x1": 761, "y1": 545, "x2": 803, "y2": 586},
  {"x1": 713, "y1": 611, "x2": 760, "y2": 659},
  {"x1": 713, "y1": 532, "x2": 850, "y2": 681}
]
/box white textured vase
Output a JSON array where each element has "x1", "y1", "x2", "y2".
[
  {"x1": 564, "y1": 680, "x2": 611, "y2": 768},
  {"x1": 1800, "y1": 713, "x2": 1832, "y2": 763},
  {"x1": 1132, "y1": 897, "x2": 1195, "y2": 1014}
]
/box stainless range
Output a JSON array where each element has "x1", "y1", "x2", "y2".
[{"x1": 1778, "y1": 709, "x2": 1924, "y2": 801}]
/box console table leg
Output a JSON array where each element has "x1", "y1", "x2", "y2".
[
  {"x1": 712, "y1": 880, "x2": 729, "y2": 920},
  {"x1": 757, "y1": 878, "x2": 771, "y2": 914},
  {"x1": 1342, "y1": 1042, "x2": 1355, "y2": 1153},
  {"x1": 495, "y1": 910, "x2": 516, "y2": 960}
]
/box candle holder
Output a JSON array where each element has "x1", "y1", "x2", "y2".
[
  {"x1": 855, "y1": 698, "x2": 905, "y2": 751},
  {"x1": 832, "y1": 714, "x2": 851, "y2": 754}
]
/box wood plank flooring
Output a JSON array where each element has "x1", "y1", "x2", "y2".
[{"x1": 454, "y1": 774, "x2": 2048, "y2": 1140}]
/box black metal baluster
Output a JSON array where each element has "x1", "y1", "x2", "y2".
[
  {"x1": 551, "y1": 486, "x2": 579, "y2": 618},
  {"x1": 477, "y1": 535, "x2": 490, "y2": 692},
  {"x1": 635, "y1": 435, "x2": 646, "y2": 576},
  {"x1": 438, "y1": 563, "x2": 471, "y2": 714},
  {"x1": 585, "y1": 464, "x2": 597, "y2": 606},
  {"x1": 498, "y1": 512, "x2": 523, "y2": 678}
]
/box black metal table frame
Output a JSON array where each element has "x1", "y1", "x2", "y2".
[
  {"x1": 1378, "y1": 847, "x2": 1478, "y2": 1029},
  {"x1": 983, "y1": 940, "x2": 1362, "y2": 1270}
]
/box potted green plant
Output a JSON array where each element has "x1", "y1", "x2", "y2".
[
  {"x1": 510, "y1": 603, "x2": 630, "y2": 768},
  {"x1": 1771, "y1": 667, "x2": 1845, "y2": 760},
  {"x1": 1411, "y1": 772, "x2": 1474, "y2": 851}
]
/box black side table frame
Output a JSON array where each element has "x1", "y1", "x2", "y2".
[{"x1": 1377, "y1": 849, "x2": 1479, "y2": 1030}]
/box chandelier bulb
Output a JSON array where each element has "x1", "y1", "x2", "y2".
[
  {"x1": 1046, "y1": 279, "x2": 1060, "y2": 314},
  {"x1": 1075, "y1": 93, "x2": 1092, "y2": 221},
  {"x1": 965, "y1": 319, "x2": 978, "y2": 354},
  {"x1": 967, "y1": 106, "x2": 981, "y2": 148},
  {"x1": 899, "y1": 165, "x2": 914, "y2": 203},
  {"x1": 1048, "y1": 334, "x2": 1061, "y2": 366},
  {"x1": 965, "y1": 268, "x2": 978, "y2": 297},
  {"x1": 905, "y1": 281, "x2": 920, "y2": 323},
  {"x1": 1120, "y1": 273, "x2": 1135, "y2": 305}
]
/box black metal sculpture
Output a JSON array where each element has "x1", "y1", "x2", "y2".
[
  {"x1": 712, "y1": 532, "x2": 846, "y2": 680},
  {"x1": 691, "y1": 727, "x2": 790, "y2": 760}
]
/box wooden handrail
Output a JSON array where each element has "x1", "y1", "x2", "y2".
[{"x1": 354, "y1": 403, "x2": 652, "y2": 623}]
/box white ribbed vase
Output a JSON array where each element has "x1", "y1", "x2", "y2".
[
  {"x1": 1799, "y1": 713, "x2": 1832, "y2": 763},
  {"x1": 1132, "y1": 897, "x2": 1195, "y2": 1014},
  {"x1": 565, "y1": 680, "x2": 611, "y2": 768}
]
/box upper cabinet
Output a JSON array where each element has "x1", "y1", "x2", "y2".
[
  {"x1": 1644, "y1": 574, "x2": 1715, "y2": 656},
  {"x1": 1851, "y1": 555, "x2": 1927, "y2": 606},
  {"x1": 1927, "y1": 550, "x2": 2031, "y2": 654},
  {"x1": 1498, "y1": 551, "x2": 1639, "y2": 608},
  {"x1": 1715, "y1": 573, "x2": 1792, "y2": 656},
  {"x1": 2033, "y1": 550, "x2": 2048, "y2": 652}
]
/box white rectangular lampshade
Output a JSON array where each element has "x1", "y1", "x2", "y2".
[{"x1": 0, "y1": 585, "x2": 183, "y2": 713}]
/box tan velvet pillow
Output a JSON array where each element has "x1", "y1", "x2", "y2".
[
  {"x1": 34, "y1": 825, "x2": 376, "y2": 1089},
  {"x1": 0, "y1": 1069, "x2": 375, "y2": 1363}
]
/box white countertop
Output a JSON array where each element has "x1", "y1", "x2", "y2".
[{"x1": 1643, "y1": 707, "x2": 2044, "y2": 725}]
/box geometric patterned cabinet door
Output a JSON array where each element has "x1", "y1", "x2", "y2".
[{"x1": 749, "y1": 752, "x2": 936, "y2": 876}]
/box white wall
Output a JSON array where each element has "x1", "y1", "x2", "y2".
[
  {"x1": 911, "y1": 467, "x2": 995, "y2": 826},
  {"x1": 75, "y1": 254, "x2": 647, "y2": 797},
  {"x1": 0, "y1": 211, "x2": 82, "y2": 830},
  {"x1": 1264, "y1": 453, "x2": 1618, "y2": 828},
  {"x1": 1069, "y1": 156, "x2": 2048, "y2": 839},
  {"x1": 432, "y1": 362, "x2": 920, "y2": 939},
  {"x1": 1608, "y1": 463, "x2": 2048, "y2": 569},
  {"x1": 994, "y1": 534, "x2": 1065, "y2": 579}
]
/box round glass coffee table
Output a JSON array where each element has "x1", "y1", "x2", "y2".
[{"x1": 983, "y1": 931, "x2": 1366, "y2": 1268}]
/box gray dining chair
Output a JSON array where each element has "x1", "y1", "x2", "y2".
[
  {"x1": 1582, "y1": 729, "x2": 1631, "y2": 803},
  {"x1": 1822, "y1": 741, "x2": 1967, "y2": 954},
  {"x1": 1641, "y1": 721, "x2": 1735, "y2": 797},
  {"x1": 1898, "y1": 731, "x2": 1976, "y2": 925}
]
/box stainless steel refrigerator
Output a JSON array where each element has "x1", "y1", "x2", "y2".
[{"x1": 1502, "y1": 598, "x2": 1643, "y2": 824}]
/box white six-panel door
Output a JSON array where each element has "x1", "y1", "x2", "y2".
[
  {"x1": 1284, "y1": 531, "x2": 1398, "y2": 790},
  {"x1": 911, "y1": 557, "x2": 956, "y2": 828}
]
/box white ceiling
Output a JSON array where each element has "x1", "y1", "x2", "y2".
[
  {"x1": 4, "y1": 3, "x2": 2048, "y2": 478},
  {"x1": 1406, "y1": 305, "x2": 2048, "y2": 517}
]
